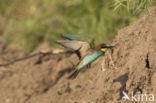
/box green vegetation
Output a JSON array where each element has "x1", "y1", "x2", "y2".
[
  {"x1": 0, "y1": 0, "x2": 155, "y2": 51},
  {"x1": 114, "y1": 0, "x2": 154, "y2": 14}
]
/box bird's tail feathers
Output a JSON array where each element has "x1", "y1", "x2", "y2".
[{"x1": 67, "y1": 70, "x2": 79, "y2": 79}]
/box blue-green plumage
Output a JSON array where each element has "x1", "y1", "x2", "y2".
[
  {"x1": 62, "y1": 34, "x2": 92, "y2": 41},
  {"x1": 68, "y1": 50, "x2": 104, "y2": 79},
  {"x1": 76, "y1": 51, "x2": 104, "y2": 70}
]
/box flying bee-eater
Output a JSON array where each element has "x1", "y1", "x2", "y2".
[
  {"x1": 55, "y1": 34, "x2": 95, "y2": 59},
  {"x1": 68, "y1": 44, "x2": 115, "y2": 79}
]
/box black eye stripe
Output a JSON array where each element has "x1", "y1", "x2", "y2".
[{"x1": 101, "y1": 46, "x2": 115, "y2": 48}]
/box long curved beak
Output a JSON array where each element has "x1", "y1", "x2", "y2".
[{"x1": 105, "y1": 46, "x2": 116, "y2": 48}]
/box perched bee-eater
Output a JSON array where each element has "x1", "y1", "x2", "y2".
[
  {"x1": 68, "y1": 44, "x2": 115, "y2": 79},
  {"x1": 55, "y1": 34, "x2": 95, "y2": 59}
]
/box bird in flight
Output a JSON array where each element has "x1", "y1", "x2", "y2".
[
  {"x1": 68, "y1": 44, "x2": 115, "y2": 79},
  {"x1": 55, "y1": 34, "x2": 115, "y2": 79}
]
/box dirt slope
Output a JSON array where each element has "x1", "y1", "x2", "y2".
[{"x1": 0, "y1": 7, "x2": 156, "y2": 103}]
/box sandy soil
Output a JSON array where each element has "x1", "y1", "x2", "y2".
[{"x1": 0, "y1": 7, "x2": 156, "y2": 103}]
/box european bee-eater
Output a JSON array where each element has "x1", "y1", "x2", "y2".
[
  {"x1": 55, "y1": 34, "x2": 95, "y2": 59},
  {"x1": 68, "y1": 44, "x2": 115, "y2": 79}
]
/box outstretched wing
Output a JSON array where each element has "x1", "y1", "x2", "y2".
[
  {"x1": 56, "y1": 34, "x2": 94, "y2": 59},
  {"x1": 62, "y1": 34, "x2": 95, "y2": 47},
  {"x1": 62, "y1": 34, "x2": 91, "y2": 41},
  {"x1": 55, "y1": 40, "x2": 87, "y2": 59},
  {"x1": 55, "y1": 40, "x2": 82, "y2": 51}
]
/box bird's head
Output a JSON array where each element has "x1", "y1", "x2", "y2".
[
  {"x1": 93, "y1": 43, "x2": 115, "y2": 52},
  {"x1": 93, "y1": 43, "x2": 105, "y2": 51},
  {"x1": 100, "y1": 44, "x2": 115, "y2": 53}
]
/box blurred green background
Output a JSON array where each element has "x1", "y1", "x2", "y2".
[{"x1": 0, "y1": 0, "x2": 155, "y2": 51}]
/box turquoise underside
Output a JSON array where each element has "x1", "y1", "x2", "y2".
[{"x1": 76, "y1": 51, "x2": 104, "y2": 70}]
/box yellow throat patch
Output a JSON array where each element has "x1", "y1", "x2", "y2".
[{"x1": 101, "y1": 48, "x2": 108, "y2": 52}]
